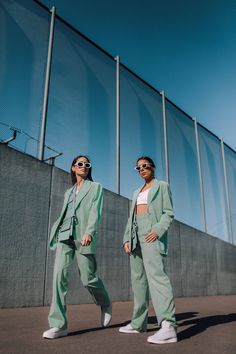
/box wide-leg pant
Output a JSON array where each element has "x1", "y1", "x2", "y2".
[
  {"x1": 130, "y1": 213, "x2": 176, "y2": 331},
  {"x1": 48, "y1": 242, "x2": 110, "y2": 329}
]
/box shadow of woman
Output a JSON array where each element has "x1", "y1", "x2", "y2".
[
  {"x1": 68, "y1": 321, "x2": 131, "y2": 337},
  {"x1": 177, "y1": 313, "x2": 236, "y2": 341}
]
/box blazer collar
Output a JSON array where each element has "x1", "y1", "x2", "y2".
[
  {"x1": 130, "y1": 187, "x2": 142, "y2": 215},
  {"x1": 74, "y1": 179, "x2": 92, "y2": 210}
]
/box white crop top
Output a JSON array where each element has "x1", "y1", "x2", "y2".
[{"x1": 136, "y1": 188, "x2": 150, "y2": 205}]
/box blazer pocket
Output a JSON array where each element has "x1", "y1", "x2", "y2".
[{"x1": 58, "y1": 218, "x2": 73, "y2": 241}]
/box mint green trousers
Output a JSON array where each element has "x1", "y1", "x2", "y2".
[
  {"x1": 48, "y1": 242, "x2": 110, "y2": 329},
  {"x1": 130, "y1": 213, "x2": 176, "y2": 331}
]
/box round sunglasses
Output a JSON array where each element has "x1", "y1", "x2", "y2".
[
  {"x1": 134, "y1": 163, "x2": 152, "y2": 171},
  {"x1": 74, "y1": 162, "x2": 91, "y2": 169}
]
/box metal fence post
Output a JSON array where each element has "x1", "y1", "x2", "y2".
[
  {"x1": 160, "y1": 91, "x2": 169, "y2": 183},
  {"x1": 221, "y1": 138, "x2": 233, "y2": 243},
  {"x1": 115, "y1": 56, "x2": 120, "y2": 194},
  {"x1": 38, "y1": 6, "x2": 56, "y2": 161},
  {"x1": 193, "y1": 117, "x2": 207, "y2": 233}
]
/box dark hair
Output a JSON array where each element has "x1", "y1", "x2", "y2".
[
  {"x1": 70, "y1": 155, "x2": 93, "y2": 185},
  {"x1": 136, "y1": 156, "x2": 156, "y2": 168}
]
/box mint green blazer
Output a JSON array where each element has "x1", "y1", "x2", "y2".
[
  {"x1": 49, "y1": 180, "x2": 103, "y2": 255},
  {"x1": 123, "y1": 179, "x2": 174, "y2": 255}
]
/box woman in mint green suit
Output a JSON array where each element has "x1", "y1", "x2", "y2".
[
  {"x1": 43, "y1": 155, "x2": 111, "y2": 339},
  {"x1": 119, "y1": 156, "x2": 177, "y2": 344}
]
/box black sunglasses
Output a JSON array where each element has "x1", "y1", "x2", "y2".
[
  {"x1": 74, "y1": 162, "x2": 91, "y2": 169},
  {"x1": 134, "y1": 163, "x2": 153, "y2": 171}
]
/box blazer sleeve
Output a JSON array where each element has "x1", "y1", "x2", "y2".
[
  {"x1": 123, "y1": 214, "x2": 132, "y2": 245},
  {"x1": 123, "y1": 191, "x2": 136, "y2": 245},
  {"x1": 151, "y1": 182, "x2": 174, "y2": 238},
  {"x1": 84, "y1": 183, "x2": 103, "y2": 238}
]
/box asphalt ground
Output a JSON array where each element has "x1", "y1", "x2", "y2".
[{"x1": 0, "y1": 295, "x2": 236, "y2": 354}]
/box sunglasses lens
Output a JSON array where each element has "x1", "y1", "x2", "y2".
[{"x1": 85, "y1": 163, "x2": 91, "y2": 168}]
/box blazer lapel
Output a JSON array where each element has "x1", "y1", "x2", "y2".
[
  {"x1": 60, "y1": 186, "x2": 74, "y2": 217},
  {"x1": 130, "y1": 187, "x2": 142, "y2": 215},
  {"x1": 147, "y1": 178, "x2": 161, "y2": 205},
  {"x1": 75, "y1": 179, "x2": 92, "y2": 210}
]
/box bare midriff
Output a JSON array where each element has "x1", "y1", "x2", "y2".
[{"x1": 136, "y1": 204, "x2": 149, "y2": 214}]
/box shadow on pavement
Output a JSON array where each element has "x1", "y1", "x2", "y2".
[
  {"x1": 68, "y1": 312, "x2": 236, "y2": 340},
  {"x1": 178, "y1": 313, "x2": 236, "y2": 341},
  {"x1": 68, "y1": 321, "x2": 130, "y2": 336}
]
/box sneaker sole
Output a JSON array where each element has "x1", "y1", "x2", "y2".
[
  {"x1": 119, "y1": 329, "x2": 140, "y2": 334},
  {"x1": 42, "y1": 331, "x2": 68, "y2": 339},
  {"x1": 147, "y1": 337, "x2": 177, "y2": 344}
]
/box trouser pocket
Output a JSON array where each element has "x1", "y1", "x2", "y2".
[{"x1": 136, "y1": 214, "x2": 152, "y2": 242}]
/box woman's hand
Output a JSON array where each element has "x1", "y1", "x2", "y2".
[
  {"x1": 145, "y1": 229, "x2": 158, "y2": 243},
  {"x1": 81, "y1": 234, "x2": 92, "y2": 246},
  {"x1": 123, "y1": 241, "x2": 131, "y2": 255}
]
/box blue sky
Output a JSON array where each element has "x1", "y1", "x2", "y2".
[
  {"x1": 39, "y1": 0, "x2": 236, "y2": 151},
  {"x1": 1, "y1": 0, "x2": 235, "y2": 240}
]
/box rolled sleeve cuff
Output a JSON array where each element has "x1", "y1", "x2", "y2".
[{"x1": 152, "y1": 223, "x2": 167, "y2": 239}]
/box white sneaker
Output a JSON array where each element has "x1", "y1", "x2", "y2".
[
  {"x1": 101, "y1": 303, "x2": 112, "y2": 327},
  {"x1": 119, "y1": 323, "x2": 140, "y2": 334},
  {"x1": 147, "y1": 320, "x2": 177, "y2": 344},
  {"x1": 42, "y1": 327, "x2": 68, "y2": 339}
]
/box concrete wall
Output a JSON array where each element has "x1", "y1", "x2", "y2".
[
  {"x1": 0, "y1": 144, "x2": 51, "y2": 307},
  {"x1": 0, "y1": 144, "x2": 236, "y2": 308}
]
